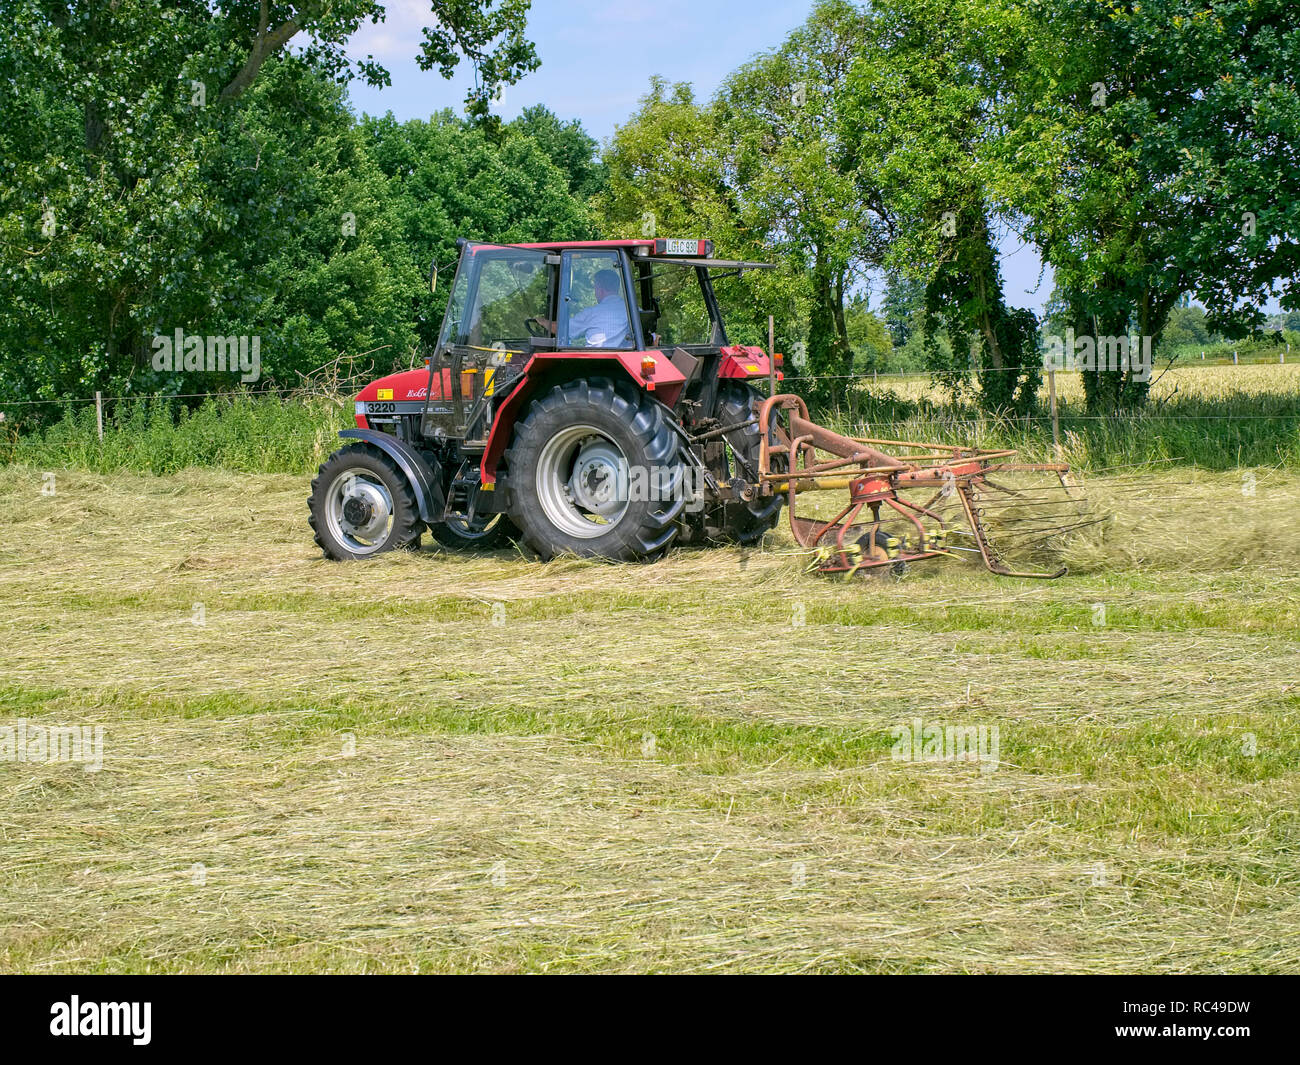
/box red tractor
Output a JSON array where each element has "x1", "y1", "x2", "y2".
[
  {"x1": 309, "y1": 236, "x2": 1080, "y2": 576},
  {"x1": 309, "y1": 237, "x2": 786, "y2": 562}
]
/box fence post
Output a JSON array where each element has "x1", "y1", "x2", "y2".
[
  {"x1": 767, "y1": 315, "x2": 776, "y2": 398},
  {"x1": 1048, "y1": 369, "x2": 1062, "y2": 461},
  {"x1": 95, "y1": 391, "x2": 104, "y2": 441}
]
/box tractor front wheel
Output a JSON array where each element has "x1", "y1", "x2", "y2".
[
  {"x1": 309, "y1": 443, "x2": 422, "y2": 560},
  {"x1": 429, "y1": 513, "x2": 521, "y2": 551},
  {"x1": 505, "y1": 378, "x2": 687, "y2": 561}
]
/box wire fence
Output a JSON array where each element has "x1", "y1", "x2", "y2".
[
  {"x1": 2, "y1": 359, "x2": 1297, "y2": 409},
  {"x1": 783, "y1": 360, "x2": 1297, "y2": 382}
]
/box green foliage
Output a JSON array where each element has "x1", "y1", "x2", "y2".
[
  {"x1": 841, "y1": 0, "x2": 1043, "y2": 413},
  {"x1": 596, "y1": 78, "x2": 728, "y2": 236},
  {"x1": 1163, "y1": 304, "x2": 1212, "y2": 348},
  {"x1": 880, "y1": 274, "x2": 924, "y2": 349},
  {"x1": 595, "y1": 4, "x2": 884, "y2": 397},
  {"x1": 11, "y1": 368, "x2": 1295, "y2": 477},
  {"x1": 507, "y1": 104, "x2": 606, "y2": 199},
  {"x1": 595, "y1": 77, "x2": 808, "y2": 357},
  {"x1": 990, "y1": 0, "x2": 1300, "y2": 411},
  {"x1": 1, "y1": 393, "x2": 348, "y2": 473},
  {"x1": 844, "y1": 295, "x2": 892, "y2": 372},
  {"x1": 363, "y1": 109, "x2": 597, "y2": 352},
  {"x1": 1163, "y1": 336, "x2": 1293, "y2": 366},
  {"x1": 5, "y1": 0, "x2": 1296, "y2": 434},
  {"x1": 715, "y1": 0, "x2": 881, "y2": 389},
  {"x1": 0, "y1": 0, "x2": 547, "y2": 411},
  {"x1": 198, "y1": 66, "x2": 418, "y2": 388},
  {"x1": 1, "y1": 1, "x2": 228, "y2": 400}
]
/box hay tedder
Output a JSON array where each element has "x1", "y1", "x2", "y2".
[
  {"x1": 756, "y1": 393, "x2": 1077, "y2": 578},
  {"x1": 309, "y1": 237, "x2": 1082, "y2": 577}
]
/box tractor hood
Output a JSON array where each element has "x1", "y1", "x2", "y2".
[
  {"x1": 355, "y1": 367, "x2": 438, "y2": 404},
  {"x1": 353, "y1": 367, "x2": 454, "y2": 430}
]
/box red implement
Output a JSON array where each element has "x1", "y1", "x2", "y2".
[{"x1": 757, "y1": 394, "x2": 1080, "y2": 578}]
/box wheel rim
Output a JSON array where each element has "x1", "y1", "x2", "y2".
[
  {"x1": 535, "y1": 424, "x2": 630, "y2": 539},
  {"x1": 444, "y1": 514, "x2": 502, "y2": 540},
  {"x1": 325, "y1": 469, "x2": 395, "y2": 554}
]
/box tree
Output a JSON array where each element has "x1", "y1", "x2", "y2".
[
  {"x1": 595, "y1": 78, "x2": 807, "y2": 355},
  {"x1": 991, "y1": 0, "x2": 1300, "y2": 411},
  {"x1": 596, "y1": 79, "x2": 733, "y2": 241},
  {"x1": 880, "y1": 273, "x2": 924, "y2": 349},
  {"x1": 507, "y1": 105, "x2": 606, "y2": 200},
  {"x1": 843, "y1": 295, "x2": 893, "y2": 372},
  {"x1": 842, "y1": 0, "x2": 1042, "y2": 414},
  {"x1": 224, "y1": 68, "x2": 417, "y2": 382},
  {"x1": 1162, "y1": 304, "x2": 1211, "y2": 349},
  {"x1": 212, "y1": 1, "x2": 537, "y2": 116},
  {"x1": 715, "y1": 0, "x2": 883, "y2": 390},
  {"x1": 365, "y1": 110, "x2": 598, "y2": 349},
  {"x1": 0, "y1": 1, "x2": 540, "y2": 404}
]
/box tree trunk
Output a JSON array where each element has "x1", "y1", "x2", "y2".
[
  {"x1": 806, "y1": 249, "x2": 839, "y2": 405},
  {"x1": 831, "y1": 270, "x2": 853, "y2": 378}
]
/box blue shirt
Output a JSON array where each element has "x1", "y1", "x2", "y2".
[{"x1": 567, "y1": 294, "x2": 632, "y2": 348}]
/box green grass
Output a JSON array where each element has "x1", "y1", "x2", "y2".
[{"x1": 1, "y1": 465, "x2": 1298, "y2": 972}]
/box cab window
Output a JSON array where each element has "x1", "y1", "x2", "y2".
[
  {"x1": 640, "y1": 263, "x2": 721, "y2": 348},
  {"x1": 559, "y1": 251, "x2": 634, "y2": 349},
  {"x1": 443, "y1": 246, "x2": 553, "y2": 350}
]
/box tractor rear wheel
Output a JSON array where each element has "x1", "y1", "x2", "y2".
[
  {"x1": 505, "y1": 378, "x2": 687, "y2": 561},
  {"x1": 309, "y1": 443, "x2": 423, "y2": 560},
  {"x1": 694, "y1": 382, "x2": 785, "y2": 545}
]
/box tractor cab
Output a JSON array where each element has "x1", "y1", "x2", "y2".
[{"x1": 419, "y1": 238, "x2": 777, "y2": 446}]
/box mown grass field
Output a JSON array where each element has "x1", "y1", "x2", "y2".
[{"x1": 2, "y1": 456, "x2": 1298, "y2": 972}]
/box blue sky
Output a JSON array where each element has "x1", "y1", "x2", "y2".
[{"x1": 343, "y1": 0, "x2": 1056, "y2": 313}]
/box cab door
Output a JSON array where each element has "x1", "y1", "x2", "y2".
[{"x1": 557, "y1": 248, "x2": 641, "y2": 350}]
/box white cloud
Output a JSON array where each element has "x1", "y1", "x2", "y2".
[{"x1": 348, "y1": 0, "x2": 435, "y2": 62}]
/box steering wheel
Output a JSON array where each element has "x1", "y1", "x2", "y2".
[{"x1": 524, "y1": 316, "x2": 549, "y2": 338}]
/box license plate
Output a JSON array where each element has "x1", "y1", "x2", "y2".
[{"x1": 663, "y1": 239, "x2": 699, "y2": 255}]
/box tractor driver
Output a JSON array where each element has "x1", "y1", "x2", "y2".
[{"x1": 538, "y1": 268, "x2": 631, "y2": 348}]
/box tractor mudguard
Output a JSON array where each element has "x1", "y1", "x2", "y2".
[
  {"x1": 478, "y1": 352, "x2": 687, "y2": 486},
  {"x1": 338, "y1": 428, "x2": 446, "y2": 524},
  {"x1": 718, "y1": 345, "x2": 774, "y2": 380}
]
